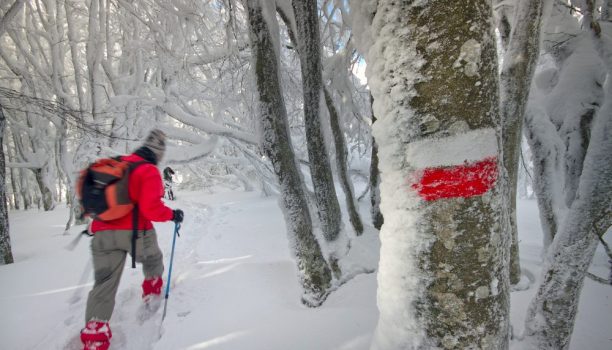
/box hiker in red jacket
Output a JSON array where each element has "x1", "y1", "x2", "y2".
[{"x1": 80, "y1": 129, "x2": 184, "y2": 350}]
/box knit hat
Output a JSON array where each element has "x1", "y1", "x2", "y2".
[{"x1": 142, "y1": 129, "x2": 166, "y2": 162}]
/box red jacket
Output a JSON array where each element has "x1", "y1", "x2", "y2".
[{"x1": 91, "y1": 154, "x2": 174, "y2": 233}]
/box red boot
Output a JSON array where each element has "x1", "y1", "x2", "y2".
[{"x1": 80, "y1": 320, "x2": 112, "y2": 350}]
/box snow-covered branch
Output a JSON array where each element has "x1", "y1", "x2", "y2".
[{"x1": 161, "y1": 102, "x2": 258, "y2": 145}]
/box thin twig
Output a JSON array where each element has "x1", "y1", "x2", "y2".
[{"x1": 0, "y1": 87, "x2": 137, "y2": 141}]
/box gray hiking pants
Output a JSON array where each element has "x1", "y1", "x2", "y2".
[{"x1": 85, "y1": 229, "x2": 164, "y2": 322}]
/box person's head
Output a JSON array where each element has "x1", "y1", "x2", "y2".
[{"x1": 136, "y1": 129, "x2": 166, "y2": 164}]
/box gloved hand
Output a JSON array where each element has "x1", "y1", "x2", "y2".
[{"x1": 172, "y1": 209, "x2": 184, "y2": 223}]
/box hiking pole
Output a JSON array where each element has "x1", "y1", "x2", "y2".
[{"x1": 161, "y1": 222, "x2": 181, "y2": 324}]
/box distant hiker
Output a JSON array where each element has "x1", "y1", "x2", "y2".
[
  {"x1": 79, "y1": 129, "x2": 184, "y2": 350},
  {"x1": 163, "y1": 166, "x2": 175, "y2": 200}
]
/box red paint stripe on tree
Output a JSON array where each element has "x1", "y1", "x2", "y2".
[{"x1": 411, "y1": 157, "x2": 498, "y2": 200}]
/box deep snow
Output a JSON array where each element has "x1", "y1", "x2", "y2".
[{"x1": 0, "y1": 190, "x2": 610, "y2": 349}]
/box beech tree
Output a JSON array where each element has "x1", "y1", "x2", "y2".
[
  {"x1": 0, "y1": 104, "x2": 13, "y2": 265},
  {"x1": 290, "y1": 0, "x2": 343, "y2": 246},
  {"x1": 523, "y1": 1, "x2": 612, "y2": 348},
  {"x1": 244, "y1": 0, "x2": 332, "y2": 306},
  {"x1": 498, "y1": 0, "x2": 548, "y2": 285},
  {"x1": 358, "y1": 0, "x2": 509, "y2": 348}
]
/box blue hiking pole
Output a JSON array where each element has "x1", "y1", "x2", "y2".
[{"x1": 161, "y1": 222, "x2": 180, "y2": 324}]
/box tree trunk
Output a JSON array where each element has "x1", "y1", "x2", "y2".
[
  {"x1": 18, "y1": 167, "x2": 31, "y2": 210},
  {"x1": 245, "y1": 0, "x2": 331, "y2": 307},
  {"x1": 0, "y1": 0, "x2": 26, "y2": 37},
  {"x1": 0, "y1": 106, "x2": 14, "y2": 265},
  {"x1": 323, "y1": 87, "x2": 364, "y2": 235},
  {"x1": 366, "y1": 1, "x2": 509, "y2": 348},
  {"x1": 369, "y1": 95, "x2": 383, "y2": 230},
  {"x1": 523, "y1": 89, "x2": 612, "y2": 350},
  {"x1": 523, "y1": 4, "x2": 612, "y2": 348},
  {"x1": 523, "y1": 109, "x2": 563, "y2": 249},
  {"x1": 499, "y1": 0, "x2": 547, "y2": 285},
  {"x1": 7, "y1": 144, "x2": 20, "y2": 210},
  {"x1": 33, "y1": 168, "x2": 55, "y2": 211},
  {"x1": 291, "y1": 0, "x2": 343, "y2": 244}
]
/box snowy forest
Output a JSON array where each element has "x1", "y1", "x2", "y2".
[{"x1": 0, "y1": 0, "x2": 611, "y2": 349}]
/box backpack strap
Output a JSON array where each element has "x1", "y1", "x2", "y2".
[
  {"x1": 127, "y1": 160, "x2": 149, "y2": 269},
  {"x1": 131, "y1": 203, "x2": 138, "y2": 268}
]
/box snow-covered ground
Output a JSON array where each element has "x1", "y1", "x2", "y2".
[{"x1": 0, "y1": 190, "x2": 610, "y2": 349}]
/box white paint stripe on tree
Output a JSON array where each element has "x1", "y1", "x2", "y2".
[{"x1": 405, "y1": 128, "x2": 498, "y2": 169}]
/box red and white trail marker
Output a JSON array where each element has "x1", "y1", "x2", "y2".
[{"x1": 407, "y1": 128, "x2": 499, "y2": 201}]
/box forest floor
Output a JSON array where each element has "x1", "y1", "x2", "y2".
[{"x1": 0, "y1": 189, "x2": 610, "y2": 349}]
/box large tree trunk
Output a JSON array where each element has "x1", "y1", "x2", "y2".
[
  {"x1": 0, "y1": 105, "x2": 14, "y2": 265},
  {"x1": 366, "y1": 1, "x2": 509, "y2": 349},
  {"x1": 245, "y1": 0, "x2": 331, "y2": 307},
  {"x1": 323, "y1": 87, "x2": 363, "y2": 235},
  {"x1": 499, "y1": 0, "x2": 547, "y2": 285},
  {"x1": 291, "y1": 0, "x2": 343, "y2": 244}
]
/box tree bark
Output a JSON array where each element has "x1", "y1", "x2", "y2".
[
  {"x1": 324, "y1": 87, "x2": 363, "y2": 235},
  {"x1": 499, "y1": 0, "x2": 547, "y2": 285},
  {"x1": 33, "y1": 168, "x2": 54, "y2": 211},
  {"x1": 367, "y1": 1, "x2": 509, "y2": 349},
  {"x1": 523, "y1": 109, "x2": 563, "y2": 249},
  {"x1": 291, "y1": 0, "x2": 343, "y2": 243},
  {"x1": 6, "y1": 141, "x2": 20, "y2": 210},
  {"x1": 245, "y1": 0, "x2": 331, "y2": 306},
  {"x1": 0, "y1": 105, "x2": 14, "y2": 264},
  {"x1": 369, "y1": 94, "x2": 383, "y2": 230}
]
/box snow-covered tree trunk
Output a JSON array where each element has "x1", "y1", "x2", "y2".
[
  {"x1": 366, "y1": 1, "x2": 509, "y2": 349},
  {"x1": 523, "y1": 109, "x2": 563, "y2": 248},
  {"x1": 323, "y1": 87, "x2": 364, "y2": 235},
  {"x1": 523, "y1": 3, "x2": 612, "y2": 348},
  {"x1": 494, "y1": 0, "x2": 514, "y2": 50},
  {"x1": 499, "y1": 0, "x2": 547, "y2": 285},
  {"x1": 6, "y1": 141, "x2": 20, "y2": 210},
  {"x1": 33, "y1": 168, "x2": 54, "y2": 211},
  {"x1": 19, "y1": 168, "x2": 31, "y2": 210},
  {"x1": 86, "y1": 0, "x2": 102, "y2": 127},
  {"x1": 0, "y1": 105, "x2": 14, "y2": 265},
  {"x1": 9, "y1": 132, "x2": 32, "y2": 211},
  {"x1": 64, "y1": 0, "x2": 87, "y2": 118},
  {"x1": 291, "y1": 0, "x2": 343, "y2": 243},
  {"x1": 523, "y1": 83, "x2": 612, "y2": 350},
  {"x1": 369, "y1": 95, "x2": 383, "y2": 230},
  {"x1": 245, "y1": 0, "x2": 332, "y2": 306},
  {"x1": 0, "y1": 0, "x2": 25, "y2": 37}
]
